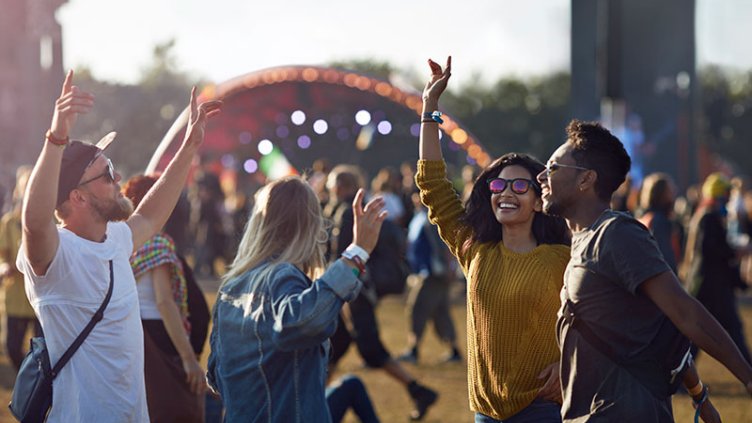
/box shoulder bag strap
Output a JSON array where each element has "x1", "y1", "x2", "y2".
[
  {"x1": 562, "y1": 299, "x2": 626, "y2": 366},
  {"x1": 50, "y1": 260, "x2": 115, "y2": 378}
]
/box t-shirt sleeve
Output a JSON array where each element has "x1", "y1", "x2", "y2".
[
  {"x1": 602, "y1": 217, "x2": 670, "y2": 294},
  {"x1": 16, "y1": 234, "x2": 71, "y2": 282}
]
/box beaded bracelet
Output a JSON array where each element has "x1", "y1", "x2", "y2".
[{"x1": 45, "y1": 129, "x2": 69, "y2": 146}]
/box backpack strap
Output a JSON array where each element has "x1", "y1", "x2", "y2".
[{"x1": 50, "y1": 260, "x2": 114, "y2": 378}]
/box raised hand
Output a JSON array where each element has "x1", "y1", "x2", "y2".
[
  {"x1": 183, "y1": 86, "x2": 223, "y2": 150},
  {"x1": 351, "y1": 189, "x2": 388, "y2": 254},
  {"x1": 50, "y1": 70, "x2": 95, "y2": 139},
  {"x1": 422, "y1": 56, "x2": 452, "y2": 107}
]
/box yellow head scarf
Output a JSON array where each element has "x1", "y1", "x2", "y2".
[{"x1": 701, "y1": 172, "x2": 731, "y2": 200}]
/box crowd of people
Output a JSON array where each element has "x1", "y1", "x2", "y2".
[{"x1": 0, "y1": 58, "x2": 751, "y2": 423}]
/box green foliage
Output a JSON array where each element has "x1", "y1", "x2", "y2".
[
  {"x1": 442, "y1": 71, "x2": 572, "y2": 163},
  {"x1": 71, "y1": 40, "x2": 194, "y2": 178},
  {"x1": 697, "y1": 65, "x2": 752, "y2": 174},
  {"x1": 327, "y1": 58, "x2": 395, "y2": 80}
]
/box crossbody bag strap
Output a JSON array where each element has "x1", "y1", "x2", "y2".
[
  {"x1": 562, "y1": 299, "x2": 626, "y2": 366},
  {"x1": 50, "y1": 260, "x2": 115, "y2": 378}
]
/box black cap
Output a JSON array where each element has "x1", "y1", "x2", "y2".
[{"x1": 56, "y1": 132, "x2": 116, "y2": 208}]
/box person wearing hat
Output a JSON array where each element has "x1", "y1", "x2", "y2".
[
  {"x1": 16, "y1": 70, "x2": 221, "y2": 422},
  {"x1": 683, "y1": 172, "x2": 752, "y2": 364}
]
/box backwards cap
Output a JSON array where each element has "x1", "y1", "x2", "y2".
[{"x1": 56, "y1": 132, "x2": 117, "y2": 208}]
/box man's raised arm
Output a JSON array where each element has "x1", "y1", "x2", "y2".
[
  {"x1": 22, "y1": 70, "x2": 94, "y2": 275},
  {"x1": 127, "y1": 87, "x2": 221, "y2": 251}
]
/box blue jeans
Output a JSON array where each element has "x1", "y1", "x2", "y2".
[
  {"x1": 327, "y1": 375, "x2": 380, "y2": 423},
  {"x1": 475, "y1": 399, "x2": 561, "y2": 423}
]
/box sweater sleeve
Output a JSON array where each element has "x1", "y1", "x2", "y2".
[{"x1": 415, "y1": 160, "x2": 473, "y2": 269}]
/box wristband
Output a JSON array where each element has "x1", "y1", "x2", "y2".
[
  {"x1": 344, "y1": 244, "x2": 369, "y2": 262},
  {"x1": 687, "y1": 380, "x2": 704, "y2": 397},
  {"x1": 421, "y1": 111, "x2": 444, "y2": 124},
  {"x1": 342, "y1": 254, "x2": 366, "y2": 276},
  {"x1": 45, "y1": 129, "x2": 69, "y2": 146}
]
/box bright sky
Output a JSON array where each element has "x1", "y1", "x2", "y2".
[{"x1": 57, "y1": 0, "x2": 752, "y2": 86}]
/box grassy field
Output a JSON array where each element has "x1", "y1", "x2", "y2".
[{"x1": 0, "y1": 284, "x2": 750, "y2": 422}]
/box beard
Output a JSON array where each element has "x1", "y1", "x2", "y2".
[
  {"x1": 542, "y1": 195, "x2": 569, "y2": 218},
  {"x1": 91, "y1": 194, "x2": 134, "y2": 222}
]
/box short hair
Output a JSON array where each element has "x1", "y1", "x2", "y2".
[
  {"x1": 326, "y1": 165, "x2": 364, "y2": 194},
  {"x1": 566, "y1": 119, "x2": 631, "y2": 201}
]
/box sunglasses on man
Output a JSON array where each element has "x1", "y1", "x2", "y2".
[
  {"x1": 487, "y1": 178, "x2": 539, "y2": 195},
  {"x1": 543, "y1": 162, "x2": 590, "y2": 178},
  {"x1": 78, "y1": 158, "x2": 115, "y2": 186}
]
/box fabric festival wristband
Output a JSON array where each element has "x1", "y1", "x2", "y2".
[{"x1": 344, "y1": 244, "x2": 370, "y2": 262}]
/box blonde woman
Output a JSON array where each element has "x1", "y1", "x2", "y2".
[{"x1": 208, "y1": 176, "x2": 386, "y2": 422}]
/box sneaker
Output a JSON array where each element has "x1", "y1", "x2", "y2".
[
  {"x1": 408, "y1": 383, "x2": 438, "y2": 421},
  {"x1": 397, "y1": 349, "x2": 418, "y2": 364},
  {"x1": 440, "y1": 349, "x2": 462, "y2": 364}
]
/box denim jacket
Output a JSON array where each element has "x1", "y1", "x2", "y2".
[{"x1": 208, "y1": 259, "x2": 361, "y2": 423}]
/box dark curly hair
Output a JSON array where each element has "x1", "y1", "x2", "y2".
[
  {"x1": 566, "y1": 120, "x2": 631, "y2": 202},
  {"x1": 459, "y1": 152, "x2": 570, "y2": 252}
]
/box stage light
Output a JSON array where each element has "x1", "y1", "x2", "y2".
[
  {"x1": 410, "y1": 123, "x2": 420, "y2": 137},
  {"x1": 291, "y1": 110, "x2": 306, "y2": 125},
  {"x1": 221, "y1": 154, "x2": 235, "y2": 168},
  {"x1": 276, "y1": 125, "x2": 290, "y2": 138},
  {"x1": 258, "y1": 139, "x2": 274, "y2": 155},
  {"x1": 297, "y1": 135, "x2": 312, "y2": 149},
  {"x1": 313, "y1": 119, "x2": 328, "y2": 134},
  {"x1": 243, "y1": 159, "x2": 258, "y2": 173},
  {"x1": 239, "y1": 131, "x2": 252, "y2": 145},
  {"x1": 355, "y1": 110, "x2": 371, "y2": 126},
  {"x1": 377, "y1": 121, "x2": 392, "y2": 135}
]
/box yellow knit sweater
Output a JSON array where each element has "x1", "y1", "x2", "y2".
[{"x1": 415, "y1": 160, "x2": 570, "y2": 420}]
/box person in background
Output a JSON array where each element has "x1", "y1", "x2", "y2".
[
  {"x1": 398, "y1": 192, "x2": 461, "y2": 364},
  {"x1": 324, "y1": 164, "x2": 439, "y2": 421},
  {"x1": 683, "y1": 173, "x2": 752, "y2": 364},
  {"x1": 638, "y1": 172, "x2": 683, "y2": 273},
  {"x1": 208, "y1": 177, "x2": 387, "y2": 422},
  {"x1": 418, "y1": 57, "x2": 571, "y2": 423},
  {"x1": 124, "y1": 174, "x2": 205, "y2": 422},
  {"x1": 0, "y1": 166, "x2": 41, "y2": 370}
]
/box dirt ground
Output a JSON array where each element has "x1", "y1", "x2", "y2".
[{"x1": 0, "y1": 279, "x2": 750, "y2": 422}]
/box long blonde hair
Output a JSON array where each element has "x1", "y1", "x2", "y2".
[{"x1": 223, "y1": 176, "x2": 327, "y2": 283}]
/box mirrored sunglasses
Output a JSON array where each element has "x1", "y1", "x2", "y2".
[{"x1": 487, "y1": 177, "x2": 537, "y2": 195}]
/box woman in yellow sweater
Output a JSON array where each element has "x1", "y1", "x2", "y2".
[{"x1": 416, "y1": 57, "x2": 571, "y2": 423}]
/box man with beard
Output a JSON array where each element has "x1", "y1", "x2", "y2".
[
  {"x1": 536, "y1": 119, "x2": 752, "y2": 422},
  {"x1": 16, "y1": 70, "x2": 221, "y2": 422}
]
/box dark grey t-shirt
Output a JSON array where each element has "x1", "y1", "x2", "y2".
[{"x1": 558, "y1": 210, "x2": 674, "y2": 422}]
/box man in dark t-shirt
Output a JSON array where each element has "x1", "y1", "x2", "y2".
[{"x1": 538, "y1": 120, "x2": 752, "y2": 422}]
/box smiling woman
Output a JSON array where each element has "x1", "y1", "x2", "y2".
[{"x1": 415, "y1": 57, "x2": 571, "y2": 423}]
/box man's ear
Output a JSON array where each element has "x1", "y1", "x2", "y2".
[
  {"x1": 69, "y1": 188, "x2": 87, "y2": 207},
  {"x1": 579, "y1": 170, "x2": 598, "y2": 192}
]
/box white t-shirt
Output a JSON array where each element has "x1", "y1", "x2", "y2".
[
  {"x1": 16, "y1": 222, "x2": 149, "y2": 423},
  {"x1": 135, "y1": 271, "x2": 162, "y2": 320}
]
